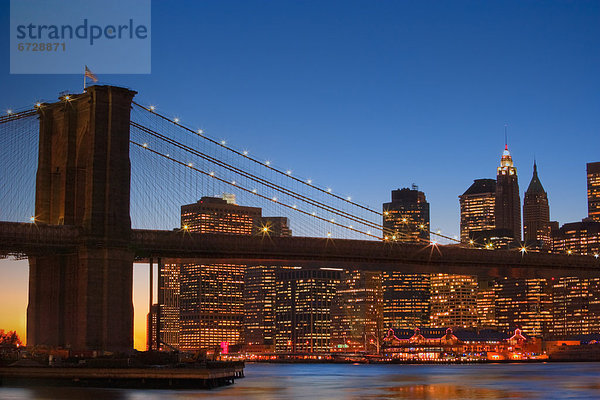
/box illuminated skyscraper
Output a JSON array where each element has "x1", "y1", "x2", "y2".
[
  {"x1": 275, "y1": 268, "x2": 342, "y2": 353},
  {"x1": 429, "y1": 274, "x2": 478, "y2": 328},
  {"x1": 147, "y1": 304, "x2": 159, "y2": 351},
  {"x1": 178, "y1": 196, "x2": 260, "y2": 351},
  {"x1": 459, "y1": 179, "x2": 496, "y2": 243},
  {"x1": 381, "y1": 188, "x2": 431, "y2": 331},
  {"x1": 495, "y1": 144, "x2": 521, "y2": 241},
  {"x1": 243, "y1": 217, "x2": 292, "y2": 350},
  {"x1": 243, "y1": 266, "x2": 278, "y2": 350},
  {"x1": 551, "y1": 220, "x2": 600, "y2": 255},
  {"x1": 477, "y1": 281, "x2": 497, "y2": 329},
  {"x1": 549, "y1": 220, "x2": 600, "y2": 339},
  {"x1": 495, "y1": 278, "x2": 552, "y2": 337},
  {"x1": 179, "y1": 263, "x2": 245, "y2": 350},
  {"x1": 383, "y1": 186, "x2": 430, "y2": 242},
  {"x1": 181, "y1": 196, "x2": 261, "y2": 235},
  {"x1": 550, "y1": 277, "x2": 600, "y2": 338},
  {"x1": 158, "y1": 262, "x2": 180, "y2": 350},
  {"x1": 382, "y1": 272, "x2": 430, "y2": 329},
  {"x1": 523, "y1": 162, "x2": 551, "y2": 249},
  {"x1": 587, "y1": 162, "x2": 600, "y2": 222},
  {"x1": 331, "y1": 270, "x2": 383, "y2": 353}
]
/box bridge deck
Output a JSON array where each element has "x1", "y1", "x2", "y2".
[{"x1": 1, "y1": 221, "x2": 598, "y2": 278}]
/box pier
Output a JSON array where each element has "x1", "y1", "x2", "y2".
[{"x1": 0, "y1": 362, "x2": 245, "y2": 389}]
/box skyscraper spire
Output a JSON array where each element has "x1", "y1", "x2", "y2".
[
  {"x1": 496, "y1": 137, "x2": 521, "y2": 241},
  {"x1": 526, "y1": 160, "x2": 544, "y2": 195},
  {"x1": 523, "y1": 161, "x2": 550, "y2": 248},
  {"x1": 504, "y1": 124, "x2": 508, "y2": 150}
]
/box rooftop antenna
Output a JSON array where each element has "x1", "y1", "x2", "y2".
[{"x1": 504, "y1": 124, "x2": 508, "y2": 149}]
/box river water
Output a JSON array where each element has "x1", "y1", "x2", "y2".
[{"x1": 2, "y1": 362, "x2": 600, "y2": 399}]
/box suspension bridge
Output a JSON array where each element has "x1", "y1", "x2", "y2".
[{"x1": 0, "y1": 85, "x2": 598, "y2": 352}]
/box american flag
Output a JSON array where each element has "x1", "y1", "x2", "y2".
[{"x1": 85, "y1": 66, "x2": 98, "y2": 82}]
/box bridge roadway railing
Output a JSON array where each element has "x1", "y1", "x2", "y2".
[
  {"x1": 0, "y1": 221, "x2": 80, "y2": 256},
  {"x1": 130, "y1": 229, "x2": 600, "y2": 278},
  {"x1": 1, "y1": 222, "x2": 598, "y2": 278}
]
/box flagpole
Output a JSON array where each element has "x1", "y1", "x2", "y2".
[{"x1": 83, "y1": 66, "x2": 86, "y2": 90}]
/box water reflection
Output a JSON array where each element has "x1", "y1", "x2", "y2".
[
  {"x1": 382, "y1": 384, "x2": 531, "y2": 399},
  {"x1": 2, "y1": 363, "x2": 600, "y2": 399}
]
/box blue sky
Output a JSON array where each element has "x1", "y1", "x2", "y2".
[{"x1": 1, "y1": 0, "x2": 599, "y2": 236}]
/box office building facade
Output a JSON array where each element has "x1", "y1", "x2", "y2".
[
  {"x1": 243, "y1": 266, "x2": 278, "y2": 349},
  {"x1": 331, "y1": 270, "x2": 383, "y2": 353},
  {"x1": 588, "y1": 162, "x2": 600, "y2": 222},
  {"x1": 429, "y1": 274, "x2": 478, "y2": 328},
  {"x1": 275, "y1": 268, "x2": 342, "y2": 353},
  {"x1": 495, "y1": 145, "x2": 521, "y2": 241},
  {"x1": 551, "y1": 277, "x2": 600, "y2": 338},
  {"x1": 382, "y1": 272, "x2": 430, "y2": 329},
  {"x1": 178, "y1": 196, "x2": 260, "y2": 351},
  {"x1": 523, "y1": 162, "x2": 551, "y2": 249},
  {"x1": 477, "y1": 281, "x2": 497, "y2": 329},
  {"x1": 383, "y1": 187, "x2": 430, "y2": 243},
  {"x1": 495, "y1": 278, "x2": 552, "y2": 337},
  {"x1": 459, "y1": 179, "x2": 496, "y2": 243},
  {"x1": 551, "y1": 220, "x2": 600, "y2": 256},
  {"x1": 158, "y1": 262, "x2": 180, "y2": 350}
]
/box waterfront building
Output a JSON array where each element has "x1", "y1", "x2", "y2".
[
  {"x1": 383, "y1": 186, "x2": 430, "y2": 243},
  {"x1": 178, "y1": 195, "x2": 260, "y2": 351},
  {"x1": 381, "y1": 327, "x2": 543, "y2": 361},
  {"x1": 331, "y1": 270, "x2": 383, "y2": 353},
  {"x1": 158, "y1": 262, "x2": 180, "y2": 350},
  {"x1": 243, "y1": 266, "x2": 278, "y2": 350},
  {"x1": 551, "y1": 277, "x2": 600, "y2": 338},
  {"x1": 274, "y1": 268, "x2": 342, "y2": 353},
  {"x1": 551, "y1": 220, "x2": 600, "y2": 256},
  {"x1": 523, "y1": 162, "x2": 551, "y2": 249},
  {"x1": 382, "y1": 272, "x2": 430, "y2": 330},
  {"x1": 477, "y1": 281, "x2": 497, "y2": 329},
  {"x1": 244, "y1": 218, "x2": 291, "y2": 351},
  {"x1": 179, "y1": 262, "x2": 245, "y2": 351},
  {"x1": 548, "y1": 221, "x2": 600, "y2": 339},
  {"x1": 588, "y1": 162, "x2": 600, "y2": 222},
  {"x1": 429, "y1": 274, "x2": 478, "y2": 328},
  {"x1": 494, "y1": 278, "x2": 552, "y2": 337},
  {"x1": 495, "y1": 144, "x2": 521, "y2": 241},
  {"x1": 459, "y1": 179, "x2": 496, "y2": 243}
]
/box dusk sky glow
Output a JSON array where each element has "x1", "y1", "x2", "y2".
[{"x1": 1, "y1": 0, "x2": 599, "y2": 349}]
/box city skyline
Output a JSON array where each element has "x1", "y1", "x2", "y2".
[
  {"x1": 1, "y1": 1, "x2": 599, "y2": 350},
  {"x1": 1, "y1": 1, "x2": 599, "y2": 237},
  {"x1": 0, "y1": 106, "x2": 597, "y2": 350}
]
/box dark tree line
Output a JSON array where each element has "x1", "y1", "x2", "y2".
[{"x1": 0, "y1": 330, "x2": 22, "y2": 346}]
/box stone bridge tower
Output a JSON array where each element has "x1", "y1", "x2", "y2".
[{"x1": 27, "y1": 86, "x2": 136, "y2": 352}]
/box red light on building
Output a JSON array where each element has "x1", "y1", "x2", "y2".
[{"x1": 220, "y1": 341, "x2": 229, "y2": 354}]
